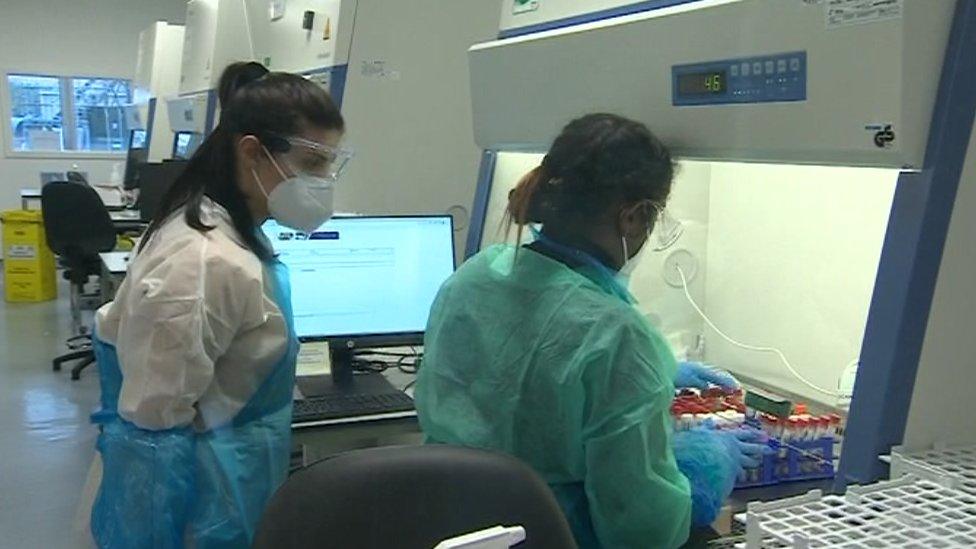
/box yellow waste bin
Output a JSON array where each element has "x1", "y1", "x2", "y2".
[{"x1": 2, "y1": 210, "x2": 57, "y2": 302}]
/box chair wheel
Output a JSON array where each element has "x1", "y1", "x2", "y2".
[
  {"x1": 71, "y1": 371, "x2": 80, "y2": 381},
  {"x1": 53, "y1": 361, "x2": 61, "y2": 372}
]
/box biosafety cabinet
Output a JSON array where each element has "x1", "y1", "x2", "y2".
[
  {"x1": 134, "y1": 21, "x2": 185, "y2": 162},
  {"x1": 179, "y1": 0, "x2": 355, "y2": 97},
  {"x1": 166, "y1": 0, "x2": 356, "y2": 158},
  {"x1": 247, "y1": 0, "x2": 354, "y2": 83},
  {"x1": 466, "y1": 0, "x2": 976, "y2": 486},
  {"x1": 179, "y1": 0, "x2": 250, "y2": 96}
]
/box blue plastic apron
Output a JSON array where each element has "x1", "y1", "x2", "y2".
[{"x1": 90, "y1": 259, "x2": 300, "y2": 548}]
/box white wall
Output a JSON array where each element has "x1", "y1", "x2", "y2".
[
  {"x1": 629, "y1": 161, "x2": 710, "y2": 354},
  {"x1": 0, "y1": 0, "x2": 186, "y2": 212},
  {"x1": 702, "y1": 163, "x2": 897, "y2": 406}
]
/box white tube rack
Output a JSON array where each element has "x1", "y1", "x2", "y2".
[
  {"x1": 889, "y1": 443, "x2": 976, "y2": 498},
  {"x1": 733, "y1": 475, "x2": 976, "y2": 548}
]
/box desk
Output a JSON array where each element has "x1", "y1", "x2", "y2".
[
  {"x1": 20, "y1": 188, "x2": 41, "y2": 210},
  {"x1": 109, "y1": 209, "x2": 141, "y2": 222},
  {"x1": 23, "y1": 185, "x2": 125, "y2": 210},
  {"x1": 291, "y1": 369, "x2": 422, "y2": 465},
  {"x1": 730, "y1": 478, "x2": 835, "y2": 512},
  {"x1": 92, "y1": 184, "x2": 125, "y2": 210},
  {"x1": 694, "y1": 479, "x2": 838, "y2": 547},
  {"x1": 99, "y1": 251, "x2": 130, "y2": 303},
  {"x1": 109, "y1": 209, "x2": 147, "y2": 233}
]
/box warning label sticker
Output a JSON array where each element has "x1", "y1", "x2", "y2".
[
  {"x1": 826, "y1": 0, "x2": 902, "y2": 29},
  {"x1": 7, "y1": 245, "x2": 36, "y2": 259}
]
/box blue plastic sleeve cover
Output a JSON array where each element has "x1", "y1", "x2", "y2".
[{"x1": 672, "y1": 429, "x2": 738, "y2": 526}]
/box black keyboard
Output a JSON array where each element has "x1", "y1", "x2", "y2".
[{"x1": 292, "y1": 391, "x2": 415, "y2": 422}]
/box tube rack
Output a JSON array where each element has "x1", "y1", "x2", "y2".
[
  {"x1": 733, "y1": 475, "x2": 976, "y2": 547},
  {"x1": 888, "y1": 443, "x2": 976, "y2": 498}
]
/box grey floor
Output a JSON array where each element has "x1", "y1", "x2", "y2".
[{"x1": 0, "y1": 275, "x2": 99, "y2": 548}]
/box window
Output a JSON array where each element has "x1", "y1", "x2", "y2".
[
  {"x1": 6, "y1": 73, "x2": 132, "y2": 154},
  {"x1": 8, "y1": 75, "x2": 63, "y2": 151},
  {"x1": 72, "y1": 78, "x2": 132, "y2": 152}
]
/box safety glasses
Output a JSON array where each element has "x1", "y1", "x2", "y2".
[
  {"x1": 640, "y1": 201, "x2": 684, "y2": 252},
  {"x1": 651, "y1": 204, "x2": 683, "y2": 251},
  {"x1": 279, "y1": 136, "x2": 354, "y2": 182}
]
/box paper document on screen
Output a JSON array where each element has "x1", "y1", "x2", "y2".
[{"x1": 297, "y1": 341, "x2": 332, "y2": 377}]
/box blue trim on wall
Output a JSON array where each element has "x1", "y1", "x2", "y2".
[
  {"x1": 838, "y1": 0, "x2": 976, "y2": 487},
  {"x1": 203, "y1": 89, "x2": 218, "y2": 134},
  {"x1": 464, "y1": 150, "x2": 498, "y2": 259},
  {"x1": 145, "y1": 98, "x2": 157, "y2": 151},
  {"x1": 498, "y1": 0, "x2": 700, "y2": 39},
  {"x1": 302, "y1": 64, "x2": 350, "y2": 108},
  {"x1": 330, "y1": 64, "x2": 348, "y2": 108}
]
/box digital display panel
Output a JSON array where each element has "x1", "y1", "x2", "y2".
[{"x1": 677, "y1": 71, "x2": 727, "y2": 95}]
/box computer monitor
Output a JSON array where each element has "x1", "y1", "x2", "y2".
[
  {"x1": 262, "y1": 216, "x2": 456, "y2": 350},
  {"x1": 122, "y1": 130, "x2": 150, "y2": 190},
  {"x1": 172, "y1": 131, "x2": 201, "y2": 160},
  {"x1": 129, "y1": 128, "x2": 147, "y2": 149},
  {"x1": 136, "y1": 161, "x2": 187, "y2": 222}
]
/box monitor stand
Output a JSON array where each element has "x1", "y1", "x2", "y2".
[{"x1": 295, "y1": 346, "x2": 401, "y2": 398}]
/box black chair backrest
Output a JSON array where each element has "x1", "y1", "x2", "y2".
[
  {"x1": 254, "y1": 445, "x2": 578, "y2": 549},
  {"x1": 66, "y1": 170, "x2": 89, "y2": 185},
  {"x1": 41, "y1": 182, "x2": 117, "y2": 258}
]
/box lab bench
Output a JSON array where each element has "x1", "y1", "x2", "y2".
[
  {"x1": 290, "y1": 369, "x2": 422, "y2": 465},
  {"x1": 99, "y1": 251, "x2": 130, "y2": 303}
]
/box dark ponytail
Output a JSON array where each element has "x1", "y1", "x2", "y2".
[
  {"x1": 217, "y1": 61, "x2": 269, "y2": 106},
  {"x1": 506, "y1": 113, "x2": 675, "y2": 243},
  {"x1": 505, "y1": 165, "x2": 549, "y2": 245},
  {"x1": 139, "y1": 61, "x2": 344, "y2": 261}
]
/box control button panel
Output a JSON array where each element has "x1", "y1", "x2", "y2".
[{"x1": 672, "y1": 51, "x2": 807, "y2": 106}]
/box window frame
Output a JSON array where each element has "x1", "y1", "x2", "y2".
[{"x1": 2, "y1": 70, "x2": 135, "y2": 160}]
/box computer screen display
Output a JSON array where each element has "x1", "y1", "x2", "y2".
[
  {"x1": 129, "y1": 129, "x2": 147, "y2": 149},
  {"x1": 172, "y1": 131, "x2": 200, "y2": 159},
  {"x1": 262, "y1": 216, "x2": 456, "y2": 340}
]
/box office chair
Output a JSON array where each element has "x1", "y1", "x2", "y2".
[
  {"x1": 41, "y1": 182, "x2": 117, "y2": 380},
  {"x1": 254, "y1": 445, "x2": 577, "y2": 549}
]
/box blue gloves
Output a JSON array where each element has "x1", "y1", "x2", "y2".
[
  {"x1": 676, "y1": 361, "x2": 740, "y2": 391},
  {"x1": 715, "y1": 428, "x2": 767, "y2": 474},
  {"x1": 673, "y1": 427, "x2": 768, "y2": 526}
]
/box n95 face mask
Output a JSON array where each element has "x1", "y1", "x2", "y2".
[{"x1": 254, "y1": 146, "x2": 335, "y2": 233}]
